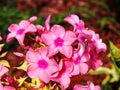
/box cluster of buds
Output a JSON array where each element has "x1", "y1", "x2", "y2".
[{"x1": 0, "y1": 14, "x2": 107, "y2": 90}]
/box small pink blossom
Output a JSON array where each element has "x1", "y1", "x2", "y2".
[
  {"x1": 26, "y1": 47, "x2": 59, "y2": 83},
  {"x1": 41, "y1": 25, "x2": 76, "y2": 58},
  {"x1": 70, "y1": 53, "x2": 88, "y2": 76},
  {"x1": 6, "y1": 18, "x2": 37, "y2": 45},
  {"x1": 0, "y1": 64, "x2": 8, "y2": 79},
  {"x1": 78, "y1": 29, "x2": 107, "y2": 70},
  {"x1": 73, "y1": 81, "x2": 101, "y2": 90}
]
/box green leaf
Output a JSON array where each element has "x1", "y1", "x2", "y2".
[
  {"x1": 102, "y1": 84, "x2": 113, "y2": 90},
  {"x1": 109, "y1": 41, "x2": 120, "y2": 68}
]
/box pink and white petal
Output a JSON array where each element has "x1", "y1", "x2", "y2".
[
  {"x1": 71, "y1": 65, "x2": 80, "y2": 76},
  {"x1": 60, "y1": 46, "x2": 72, "y2": 58},
  {"x1": 19, "y1": 20, "x2": 30, "y2": 29},
  {"x1": 13, "y1": 52, "x2": 24, "y2": 57},
  {"x1": 78, "y1": 44, "x2": 85, "y2": 56},
  {"x1": 4, "y1": 86, "x2": 16, "y2": 90},
  {"x1": 64, "y1": 60, "x2": 74, "y2": 74},
  {"x1": 48, "y1": 45, "x2": 59, "y2": 57},
  {"x1": 41, "y1": 32, "x2": 55, "y2": 45},
  {"x1": 0, "y1": 64, "x2": 8, "y2": 78},
  {"x1": 64, "y1": 14, "x2": 79, "y2": 27},
  {"x1": 88, "y1": 81, "x2": 95, "y2": 90},
  {"x1": 47, "y1": 59, "x2": 59, "y2": 76},
  {"x1": 38, "y1": 69, "x2": 50, "y2": 83},
  {"x1": 81, "y1": 53, "x2": 90, "y2": 62},
  {"x1": 0, "y1": 84, "x2": 4, "y2": 90},
  {"x1": 16, "y1": 34, "x2": 25, "y2": 45},
  {"x1": 27, "y1": 64, "x2": 39, "y2": 78},
  {"x1": 79, "y1": 63, "x2": 88, "y2": 74},
  {"x1": 26, "y1": 49, "x2": 41, "y2": 63},
  {"x1": 44, "y1": 15, "x2": 51, "y2": 31},
  {"x1": 6, "y1": 32, "x2": 16, "y2": 43},
  {"x1": 64, "y1": 31, "x2": 76, "y2": 45},
  {"x1": 59, "y1": 74, "x2": 71, "y2": 89},
  {"x1": 51, "y1": 25, "x2": 65, "y2": 38},
  {"x1": 29, "y1": 16, "x2": 37, "y2": 23},
  {"x1": 38, "y1": 47, "x2": 48, "y2": 58},
  {"x1": 8, "y1": 24, "x2": 19, "y2": 32},
  {"x1": 96, "y1": 42, "x2": 107, "y2": 53},
  {"x1": 26, "y1": 24, "x2": 37, "y2": 33}
]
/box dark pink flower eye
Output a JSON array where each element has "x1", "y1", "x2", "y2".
[
  {"x1": 17, "y1": 29, "x2": 25, "y2": 35},
  {"x1": 38, "y1": 59, "x2": 48, "y2": 69},
  {"x1": 54, "y1": 37, "x2": 64, "y2": 47}
]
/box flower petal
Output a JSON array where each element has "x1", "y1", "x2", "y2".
[
  {"x1": 51, "y1": 25, "x2": 65, "y2": 38},
  {"x1": 41, "y1": 32, "x2": 55, "y2": 45},
  {"x1": 64, "y1": 14, "x2": 79, "y2": 27},
  {"x1": 44, "y1": 15, "x2": 51, "y2": 31},
  {"x1": 47, "y1": 59, "x2": 59, "y2": 76},
  {"x1": 60, "y1": 46, "x2": 72, "y2": 58},
  {"x1": 26, "y1": 24, "x2": 37, "y2": 32},
  {"x1": 38, "y1": 47, "x2": 48, "y2": 59},
  {"x1": 16, "y1": 34, "x2": 25, "y2": 45},
  {"x1": 19, "y1": 20, "x2": 30, "y2": 29},
  {"x1": 26, "y1": 49, "x2": 41, "y2": 63},
  {"x1": 6, "y1": 32, "x2": 16, "y2": 43},
  {"x1": 0, "y1": 64, "x2": 8, "y2": 78},
  {"x1": 8, "y1": 24, "x2": 19, "y2": 32},
  {"x1": 27, "y1": 64, "x2": 40, "y2": 78},
  {"x1": 79, "y1": 63, "x2": 88, "y2": 74},
  {"x1": 48, "y1": 45, "x2": 59, "y2": 57},
  {"x1": 38, "y1": 69, "x2": 50, "y2": 83},
  {"x1": 60, "y1": 74, "x2": 71, "y2": 89},
  {"x1": 64, "y1": 31, "x2": 76, "y2": 45}
]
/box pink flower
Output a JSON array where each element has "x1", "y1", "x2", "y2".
[
  {"x1": 26, "y1": 47, "x2": 59, "y2": 83},
  {"x1": 73, "y1": 81, "x2": 101, "y2": 90},
  {"x1": 0, "y1": 64, "x2": 8, "y2": 79},
  {"x1": 64, "y1": 14, "x2": 85, "y2": 31},
  {"x1": 0, "y1": 83, "x2": 16, "y2": 90},
  {"x1": 41, "y1": 25, "x2": 76, "y2": 58},
  {"x1": 51, "y1": 59, "x2": 73, "y2": 89},
  {"x1": 6, "y1": 18, "x2": 37, "y2": 45},
  {"x1": 78, "y1": 29, "x2": 107, "y2": 70},
  {"x1": 70, "y1": 52, "x2": 88, "y2": 76}
]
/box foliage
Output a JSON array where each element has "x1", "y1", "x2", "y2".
[{"x1": 89, "y1": 41, "x2": 120, "y2": 90}]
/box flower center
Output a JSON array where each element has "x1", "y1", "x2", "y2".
[
  {"x1": 17, "y1": 29, "x2": 25, "y2": 35},
  {"x1": 38, "y1": 59, "x2": 48, "y2": 69},
  {"x1": 54, "y1": 37, "x2": 64, "y2": 47}
]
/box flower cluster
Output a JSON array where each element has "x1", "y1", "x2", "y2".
[{"x1": 5, "y1": 14, "x2": 107, "y2": 89}]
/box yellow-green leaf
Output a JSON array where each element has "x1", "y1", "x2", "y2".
[
  {"x1": 16, "y1": 60, "x2": 28, "y2": 71},
  {"x1": 0, "y1": 52, "x2": 7, "y2": 58},
  {"x1": 0, "y1": 60, "x2": 10, "y2": 67}
]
